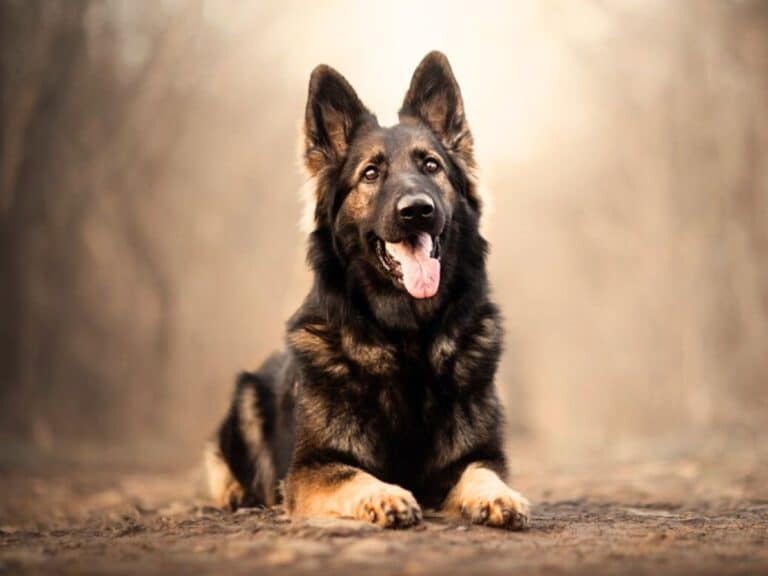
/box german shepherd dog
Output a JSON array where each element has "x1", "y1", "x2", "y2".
[{"x1": 205, "y1": 51, "x2": 530, "y2": 530}]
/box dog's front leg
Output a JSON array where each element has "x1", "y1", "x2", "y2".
[
  {"x1": 284, "y1": 464, "x2": 422, "y2": 528},
  {"x1": 442, "y1": 463, "x2": 530, "y2": 530}
]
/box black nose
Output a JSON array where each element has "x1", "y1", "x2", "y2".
[{"x1": 397, "y1": 193, "x2": 435, "y2": 226}]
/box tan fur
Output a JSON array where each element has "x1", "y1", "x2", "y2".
[
  {"x1": 287, "y1": 467, "x2": 422, "y2": 528},
  {"x1": 453, "y1": 314, "x2": 501, "y2": 384},
  {"x1": 443, "y1": 463, "x2": 530, "y2": 529},
  {"x1": 204, "y1": 442, "x2": 245, "y2": 509},
  {"x1": 339, "y1": 184, "x2": 375, "y2": 222},
  {"x1": 298, "y1": 176, "x2": 319, "y2": 234},
  {"x1": 237, "y1": 387, "x2": 277, "y2": 505},
  {"x1": 430, "y1": 334, "x2": 457, "y2": 372},
  {"x1": 287, "y1": 324, "x2": 350, "y2": 378},
  {"x1": 303, "y1": 142, "x2": 328, "y2": 177},
  {"x1": 340, "y1": 328, "x2": 396, "y2": 375}
]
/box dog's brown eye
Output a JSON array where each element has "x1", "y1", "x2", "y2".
[
  {"x1": 362, "y1": 165, "x2": 379, "y2": 182},
  {"x1": 424, "y1": 158, "x2": 440, "y2": 174}
]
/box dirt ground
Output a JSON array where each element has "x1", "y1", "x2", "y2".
[{"x1": 1, "y1": 441, "x2": 767, "y2": 576}]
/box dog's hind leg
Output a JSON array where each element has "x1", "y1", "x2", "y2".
[
  {"x1": 205, "y1": 352, "x2": 295, "y2": 509},
  {"x1": 204, "y1": 440, "x2": 246, "y2": 509}
]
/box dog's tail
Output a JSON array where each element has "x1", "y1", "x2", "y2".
[{"x1": 204, "y1": 352, "x2": 295, "y2": 510}]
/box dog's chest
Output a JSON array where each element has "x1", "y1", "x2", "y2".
[{"x1": 369, "y1": 357, "x2": 459, "y2": 473}]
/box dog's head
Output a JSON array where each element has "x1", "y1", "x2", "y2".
[{"x1": 302, "y1": 51, "x2": 482, "y2": 307}]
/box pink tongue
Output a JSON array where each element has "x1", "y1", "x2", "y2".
[{"x1": 385, "y1": 233, "x2": 441, "y2": 299}]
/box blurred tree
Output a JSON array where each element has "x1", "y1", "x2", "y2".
[{"x1": 0, "y1": 1, "x2": 199, "y2": 447}]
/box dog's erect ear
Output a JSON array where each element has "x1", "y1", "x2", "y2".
[
  {"x1": 400, "y1": 51, "x2": 474, "y2": 168},
  {"x1": 400, "y1": 51, "x2": 480, "y2": 211},
  {"x1": 303, "y1": 65, "x2": 374, "y2": 176}
]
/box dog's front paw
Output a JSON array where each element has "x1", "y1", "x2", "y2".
[
  {"x1": 352, "y1": 482, "x2": 422, "y2": 528},
  {"x1": 444, "y1": 464, "x2": 530, "y2": 530},
  {"x1": 459, "y1": 487, "x2": 530, "y2": 530}
]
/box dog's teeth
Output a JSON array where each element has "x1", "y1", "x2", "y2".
[{"x1": 375, "y1": 237, "x2": 405, "y2": 283}]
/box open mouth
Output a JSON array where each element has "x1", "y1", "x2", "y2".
[{"x1": 375, "y1": 232, "x2": 442, "y2": 299}]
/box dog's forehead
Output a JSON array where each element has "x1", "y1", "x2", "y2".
[{"x1": 353, "y1": 123, "x2": 438, "y2": 160}]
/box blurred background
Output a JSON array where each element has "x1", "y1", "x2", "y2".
[{"x1": 1, "y1": 0, "x2": 767, "y2": 468}]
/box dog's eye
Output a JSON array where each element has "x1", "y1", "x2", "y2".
[
  {"x1": 423, "y1": 158, "x2": 440, "y2": 174},
  {"x1": 362, "y1": 165, "x2": 379, "y2": 182}
]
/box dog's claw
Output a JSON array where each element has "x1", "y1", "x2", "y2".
[{"x1": 512, "y1": 512, "x2": 528, "y2": 530}]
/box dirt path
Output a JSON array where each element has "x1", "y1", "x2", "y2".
[{"x1": 1, "y1": 445, "x2": 767, "y2": 575}]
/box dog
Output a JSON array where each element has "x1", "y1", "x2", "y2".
[{"x1": 205, "y1": 51, "x2": 530, "y2": 530}]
